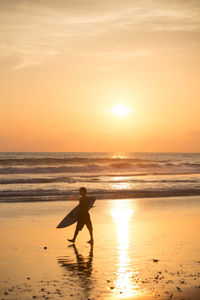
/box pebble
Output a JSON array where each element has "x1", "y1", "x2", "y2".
[{"x1": 180, "y1": 280, "x2": 185, "y2": 284}]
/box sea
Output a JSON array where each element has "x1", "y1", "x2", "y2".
[{"x1": 0, "y1": 152, "x2": 200, "y2": 202}]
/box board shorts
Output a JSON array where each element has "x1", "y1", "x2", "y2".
[{"x1": 76, "y1": 212, "x2": 93, "y2": 231}]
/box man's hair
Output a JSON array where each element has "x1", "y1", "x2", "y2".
[{"x1": 79, "y1": 187, "x2": 87, "y2": 193}]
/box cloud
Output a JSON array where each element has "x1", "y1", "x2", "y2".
[
  {"x1": 13, "y1": 48, "x2": 60, "y2": 70},
  {"x1": 0, "y1": 0, "x2": 200, "y2": 68}
]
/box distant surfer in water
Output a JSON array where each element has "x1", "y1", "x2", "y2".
[{"x1": 68, "y1": 187, "x2": 94, "y2": 244}]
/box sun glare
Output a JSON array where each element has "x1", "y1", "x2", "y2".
[
  {"x1": 110, "y1": 200, "x2": 139, "y2": 298},
  {"x1": 111, "y1": 104, "x2": 131, "y2": 118}
]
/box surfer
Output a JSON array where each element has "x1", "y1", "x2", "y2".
[{"x1": 68, "y1": 187, "x2": 94, "y2": 244}]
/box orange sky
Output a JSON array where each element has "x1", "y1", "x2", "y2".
[{"x1": 0, "y1": 0, "x2": 200, "y2": 152}]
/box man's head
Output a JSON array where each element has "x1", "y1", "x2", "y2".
[{"x1": 79, "y1": 187, "x2": 87, "y2": 196}]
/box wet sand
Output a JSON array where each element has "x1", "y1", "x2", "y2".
[{"x1": 0, "y1": 196, "x2": 200, "y2": 299}]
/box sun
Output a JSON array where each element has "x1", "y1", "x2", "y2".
[{"x1": 111, "y1": 104, "x2": 131, "y2": 118}]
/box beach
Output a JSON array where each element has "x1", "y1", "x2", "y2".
[{"x1": 0, "y1": 196, "x2": 200, "y2": 300}]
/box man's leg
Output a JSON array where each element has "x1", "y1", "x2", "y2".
[
  {"x1": 68, "y1": 223, "x2": 79, "y2": 243},
  {"x1": 86, "y1": 216, "x2": 93, "y2": 244},
  {"x1": 87, "y1": 227, "x2": 93, "y2": 244}
]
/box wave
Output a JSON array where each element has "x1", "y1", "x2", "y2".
[
  {"x1": 108, "y1": 162, "x2": 164, "y2": 169},
  {"x1": 0, "y1": 157, "x2": 157, "y2": 166},
  {"x1": 1, "y1": 188, "x2": 200, "y2": 202},
  {"x1": 0, "y1": 177, "x2": 77, "y2": 185},
  {"x1": 0, "y1": 176, "x2": 197, "y2": 185},
  {"x1": 108, "y1": 178, "x2": 198, "y2": 184},
  {"x1": 0, "y1": 161, "x2": 200, "y2": 175},
  {"x1": 0, "y1": 189, "x2": 68, "y2": 197},
  {"x1": 183, "y1": 163, "x2": 200, "y2": 168},
  {"x1": 0, "y1": 164, "x2": 102, "y2": 174}
]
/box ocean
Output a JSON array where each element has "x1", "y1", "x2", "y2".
[{"x1": 0, "y1": 152, "x2": 200, "y2": 202}]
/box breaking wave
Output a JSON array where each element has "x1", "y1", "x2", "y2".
[
  {"x1": 1, "y1": 187, "x2": 200, "y2": 202},
  {"x1": 0, "y1": 161, "x2": 200, "y2": 175},
  {"x1": 0, "y1": 157, "x2": 157, "y2": 166}
]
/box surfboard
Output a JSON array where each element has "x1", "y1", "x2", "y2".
[{"x1": 56, "y1": 196, "x2": 96, "y2": 229}]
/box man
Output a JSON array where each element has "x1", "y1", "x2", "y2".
[{"x1": 68, "y1": 187, "x2": 94, "y2": 244}]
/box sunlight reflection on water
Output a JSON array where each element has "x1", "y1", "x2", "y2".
[
  {"x1": 110, "y1": 200, "x2": 140, "y2": 298},
  {"x1": 111, "y1": 182, "x2": 131, "y2": 190},
  {"x1": 110, "y1": 177, "x2": 132, "y2": 190}
]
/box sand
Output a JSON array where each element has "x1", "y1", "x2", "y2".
[{"x1": 0, "y1": 196, "x2": 200, "y2": 299}]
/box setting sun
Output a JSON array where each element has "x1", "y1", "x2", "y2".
[{"x1": 111, "y1": 104, "x2": 131, "y2": 118}]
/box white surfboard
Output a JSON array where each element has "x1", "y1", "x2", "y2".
[{"x1": 56, "y1": 196, "x2": 96, "y2": 228}]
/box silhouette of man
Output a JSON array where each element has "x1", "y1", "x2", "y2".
[{"x1": 68, "y1": 187, "x2": 94, "y2": 244}]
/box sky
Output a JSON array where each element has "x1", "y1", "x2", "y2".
[{"x1": 0, "y1": 0, "x2": 200, "y2": 152}]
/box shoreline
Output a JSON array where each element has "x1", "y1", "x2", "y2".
[{"x1": 1, "y1": 190, "x2": 200, "y2": 202}]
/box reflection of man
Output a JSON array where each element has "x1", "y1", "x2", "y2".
[
  {"x1": 57, "y1": 243, "x2": 93, "y2": 279},
  {"x1": 68, "y1": 187, "x2": 94, "y2": 244},
  {"x1": 73, "y1": 243, "x2": 93, "y2": 277}
]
